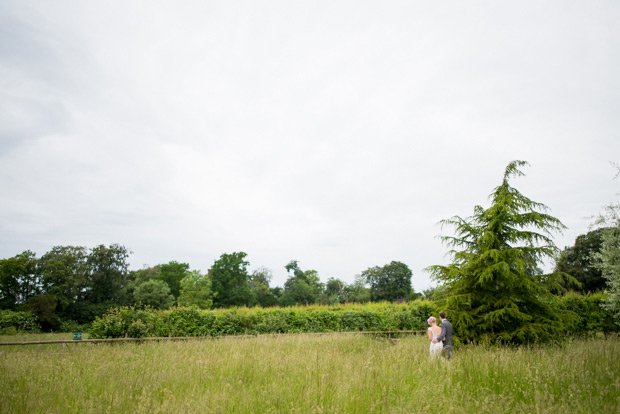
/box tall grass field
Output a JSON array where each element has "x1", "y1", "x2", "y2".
[{"x1": 1, "y1": 333, "x2": 619, "y2": 413}]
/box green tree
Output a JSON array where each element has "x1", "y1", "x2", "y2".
[
  {"x1": 421, "y1": 285, "x2": 446, "y2": 301},
  {"x1": 249, "y1": 267, "x2": 279, "y2": 307},
  {"x1": 178, "y1": 270, "x2": 212, "y2": 309},
  {"x1": 318, "y1": 278, "x2": 345, "y2": 305},
  {"x1": 362, "y1": 261, "x2": 413, "y2": 302},
  {"x1": 85, "y1": 244, "x2": 131, "y2": 304},
  {"x1": 210, "y1": 252, "x2": 253, "y2": 308},
  {"x1": 0, "y1": 251, "x2": 40, "y2": 309},
  {"x1": 280, "y1": 261, "x2": 324, "y2": 306},
  {"x1": 592, "y1": 162, "x2": 620, "y2": 318},
  {"x1": 158, "y1": 261, "x2": 189, "y2": 301},
  {"x1": 133, "y1": 279, "x2": 174, "y2": 309},
  {"x1": 427, "y1": 161, "x2": 571, "y2": 344},
  {"x1": 342, "y1": 275, "x2": 371, "y2": 303},
  {"x1": 594, "y1": 225, "x2": 620, "y2": 319},
  {"x1": 38, "y1": 246, "x2": 89, "y2": 320},
  {"x1": 554, "y1": 228, "x2": 609, "y2": 293},
  {"x1": 284, "y1": 260, "x2": 303, "y2": 278},
  {"x1": 23, "y1": 294, "x2": 60, "y2": 331},
  {"x1": 270, "y1": 286, "x2": 283, "y2": 300},
  {"x1": 280, "y1": 277, "x2": 315, "y2": 306},
  {"x1": 130, "y1": 266, "x2": 162, "y2": 285},
  {"x1": 122, "y1": 265, "x2": 161, "y2": 306}
]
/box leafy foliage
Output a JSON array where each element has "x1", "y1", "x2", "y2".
[
  {"x1": 39, "y1": 246, "x2": 89, "y2": 307},
  {"x1": 0, "y1": 244, "x2": 133, "y2": 330},
  {"x1": 362, "y1": 261, "x2": 413, "y2": 302},
  {"x1": 248, "y1": 267, "x2": 279, "y2": 307},
  {"x1": 554, "y1": 228, "x2": 608, "y2": 293},
  {"x1": 133, "y1": 279, "x2": 174, "y2": 309},
  {"x1": 280, "y1": 261, "x2": 324, "y2": 306},
  {"x1": 590, "y1": 163, "x2": 620, "y2": 323},
  {"x1": 428, "y1": 161, "x2": 572, "y2": 344},
  {"x1": 87, "y1": 293, "x2": 618, "y2": 340},
  {"x1": 158, "y1": 261, "x2": 189, "y2": 300},
  {"x1": 23, "y1": 294, "x2": 61, "y2": 331},
  {"x1": 178, "y1": 270, "x2": 212, "y2": 309},
  {"x1": 85, "y1": 244, "x2": 130, "y2": 304},
  {"x1": 594, "y1": 225, "x2": 620, "y2": 320},
  {"x1": 88, "y1": 301, "x2": 439, "y2": 338},
  {"x1": 342, "y1": 275, "x2": 371, "y2": 303},
  {"x1": 0, "y1": 250, "x2": 40, "y2": 309},
  {"x1": 209, "y1": 252, "x2": 253, "y2": 308},
  {"x1": 318, "y1": 278, "x2": 346, "y2": 305},
  {"x1": 0, "y1": 309, "x2": 40, "y2": 334},
  {"x1": 556, "y1": 292, "x2": 617, "y2": 335}
]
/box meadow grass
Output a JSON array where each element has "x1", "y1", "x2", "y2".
[
  {"x1": 0, "y1": 332, "x2": 90, "y2": 343},
  {"x1": 0, "y1": 333, "x2": 618, "y2": 413}
]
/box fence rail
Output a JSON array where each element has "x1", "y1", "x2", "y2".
[{"x1": 0, "y1": 330, "x2": 427, "y2": 347}]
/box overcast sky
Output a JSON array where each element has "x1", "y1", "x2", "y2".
[{"x1": 1, "y1": 1, "x2": 619, "y2": 291}]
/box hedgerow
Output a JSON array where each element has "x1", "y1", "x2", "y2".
[
  {"x1": 87, "y1": 294, "x2": 619, "y2": 339},
  {"x1": 88, "y1": 300, "x2": 439, "y2": 339}
]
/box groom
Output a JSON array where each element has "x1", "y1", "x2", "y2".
[{"x1": 432, "y1": 311, "x2": 453, "y2": 359}]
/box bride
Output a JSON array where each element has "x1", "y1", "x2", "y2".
[{"x1": 427, "y1": 316, "x2": 443, "y2": 358}]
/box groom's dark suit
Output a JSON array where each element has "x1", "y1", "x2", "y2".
[{"x1": 436, "y1": 318, "x2": 453, "y2": 359}]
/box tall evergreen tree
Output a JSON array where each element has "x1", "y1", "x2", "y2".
[{"x1": 428, "y1": 161, "x2": 572, "y2": 344}]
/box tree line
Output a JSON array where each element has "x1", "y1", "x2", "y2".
[{"x1": 0, "y1": 244, "x2": 421, "y2": 331}]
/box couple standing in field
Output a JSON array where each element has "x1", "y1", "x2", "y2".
[{"x1": 427, "y1": 311, "x2": 453, "y2": 360}]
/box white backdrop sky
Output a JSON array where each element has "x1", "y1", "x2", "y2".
[{"x1": 1, "y1": 1, "x2": 619, "y2": 292}]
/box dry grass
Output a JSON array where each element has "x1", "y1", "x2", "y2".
[{"x1": 1, "y1": 333, "x2": 618, "y2": 413}]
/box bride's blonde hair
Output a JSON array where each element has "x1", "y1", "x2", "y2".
[{"x1": 427, "y1": 316, "x2": 436, "y2": 324}]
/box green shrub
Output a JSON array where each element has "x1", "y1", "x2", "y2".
[
  {"x1": 0, "y1": 310, "x2": 40, "y2": 334},
  {"x1": 558, "y1": 292, "x2": 617, "y2": 335},
  {"x1": 126, "y1": 319, "x2": 145, "y2": 338},
  {"x1": 89, "y1": 307, "x2": 140, "y2": 338}
]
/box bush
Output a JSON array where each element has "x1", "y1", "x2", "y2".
[
  {"x1": 557, "y1": 292, "x2": 618, "y2": 336},
  {"x1": 128, "y1": 319, "x2": 149, "y2": 338},
  {"x1": 89, "y1": 307, "x2": 149, "y2": 338},
  {"x1": 0, "y1": 310, "x2": 40, "y2": 334}
]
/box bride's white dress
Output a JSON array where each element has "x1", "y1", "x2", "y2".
[{"x1": 428, "y1": 327, "x2": 443, "y2": 358}]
